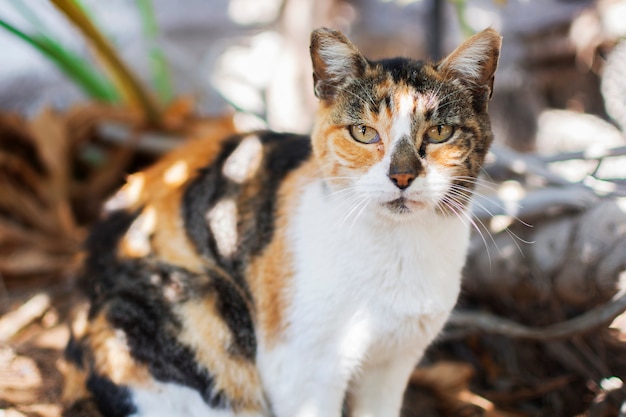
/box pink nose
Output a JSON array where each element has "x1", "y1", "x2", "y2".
[{"x1": 388, "y1": 173, "x2": 415, "y2": 190}]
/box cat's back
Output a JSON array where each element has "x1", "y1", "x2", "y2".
[
  {"x1": 62, "y1": 130, "x2": 313, "y2": 417},
  {"x1": 88, "y1": 129, "x2": 312, "y2": 273}
]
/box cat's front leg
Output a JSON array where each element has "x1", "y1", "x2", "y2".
[
  {"x1": 258, "y1": 332, "x2": 363, "y2": 417},
  {"x1": 257, "y1": 342, "x2": 347, "y2": 417},
  {"x1": 349, "y1": 350, "x2": 422, "y2": 417}
]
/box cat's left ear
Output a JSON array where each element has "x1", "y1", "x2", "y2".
[
  {"x1": 437, "y1": 28, "x2": 502, "y2": 105},
  {"x1": 310, "y1": 28, "x2": 368, "y2": 101}
]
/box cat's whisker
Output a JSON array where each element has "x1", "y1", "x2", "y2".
[
  {"x1": 436, "y1": 98, "x2": 464, "y2": 112},
  {"x1": 445, "y1": 187, "x2": 531, "y2": 259},
  {"x1": 327, "y1": 187, "x2": 359, "y2": 198},
  {"x1": 433, "y1": 88, "x2": 463, "y2": 109},
  {"x1": 444, "y1": 189, "x2": 502, "y2": 253},
  {"x1": 351, "y1": 78, "x2": 378, "y2": 109},
  {"x1": 457, "y1": 187, "x2": 536, "y2": 249},
  {"x1": 432, "y1": 81, "x2": 445, "y2": 101},
  {"x1": 441, "y1": 195, "x2": 493, "y2": 268},
  {"x1": 450, "y1": 175, "x2": 501, "y2": 192},
  {"x1": 339, "y1": 195, "x2": 370, "y2": 227},
  {"x1": 479, "y1": 165, "x2": 498, "y2": 184},
  {"x1": 428, "y1": 82, "x2": 449, "y2": 113},
  {"x1": 456, "y1": 184, "x2": 535, "y2": 254},
  {"x1": 349, "y1": 199, "x2": 371, "y2": 230},
  {"x1": 334, "y1": 191, "x2": 362, "y2": 208},
  {"x1": 436, "y1": 198, "x2": 469, "y2": 230},
  {"x1": 448, "y1": 183, "x2": 534, "y2": 230},
  {"x1": 334, "y1": 83, "x2": 376, "y2": 110}
]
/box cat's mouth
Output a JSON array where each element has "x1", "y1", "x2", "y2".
[{"x1": 384, "y1": 197, "x2": 426, "y2": 214}]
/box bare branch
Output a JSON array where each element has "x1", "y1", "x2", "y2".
[
  {"x1": 471, "y1": 185, "x2": 598, "y2": 221},
  {"x1": 445, "y1": 289, "x2": 626, "y2": 341},
  {"x1": 487, "y1": 145, "x2": 574, "y2": 186},
  {"x1": 540, "y1": 145, "x2": 626, "y2": 163}
]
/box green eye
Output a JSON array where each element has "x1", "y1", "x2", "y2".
[
  {"x1": 426, "y1": 125, "x2": 454, "y2": 143},
  {"x1": 349, "y1": 125, "x2": 380, "y2": 144}
]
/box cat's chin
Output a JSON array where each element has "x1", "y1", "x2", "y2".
[{"x1": 379, "y1": 197, "x2": 429, "y2": 220}]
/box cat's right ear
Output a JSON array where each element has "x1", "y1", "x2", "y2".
[
  {"x1": 310, "y1": 28, "x2": 368, "y2": 100},
  {"x1": 437, "y1": 29, "x2": 502, "y2": 106}
]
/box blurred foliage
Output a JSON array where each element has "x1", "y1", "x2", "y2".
[
  {"x1": 0, "y1": 0, "x2": 173, "y2": 126},
  {"x1": 137, "y1": 0, "x2": 173, "y2": 104},
  {"x1": 0, "y1": 1, "x2": 118, "y2": 102}
]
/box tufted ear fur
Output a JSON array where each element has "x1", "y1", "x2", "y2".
[
  {"x1": 310, "y1": 28, "x2": 368, "y2": 101},
  {"x1": 437, "y1": 29, "x2": 502, "y2": 106}
]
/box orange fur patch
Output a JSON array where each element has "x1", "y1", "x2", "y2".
[
  {"x1": 150, "y1": 188, "x2": 206, "y2": 272},
  {"x1": 176, "y1": 298, "x2": 265, "y2": 412},
  {"x1": 87, "y1": 312, "x2": 152, "y2": 387},
  {"x1": 313, "y1": 118, "x2": 385, "y2": 188},
  {"x1": 428, "y1": 144, "x2": 466, "y2": 168},
  {"x1": 108, "y1": 117, "x2": 236, "y2": 213},
  {"x1": 329, "y1": 134, "x2": 380, "y2": 170},
  {"x1": 114, "y1": 125, "x2": 239, "y2": 271},
  {"x1": 247, "y1": 160, "x2": 317, "y2": 347},
  {"x1": 59, "y1": 359, "x2": 90, "y2": 405}
]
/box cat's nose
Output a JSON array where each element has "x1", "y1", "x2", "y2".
[
  {"x1": 388, "y1": 172, "x2": 416, "y2": 190},
  {"x1": 388, "y1": 136, "x2": 421, "y2": 190}
]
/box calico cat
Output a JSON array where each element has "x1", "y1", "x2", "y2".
[{"x1": 62, "y1": 27, "x2": 501, "y2": 417}]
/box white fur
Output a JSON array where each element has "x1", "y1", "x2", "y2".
[
  {"x1": 258, "y1": 168, "x2": 470, "y2": 417},
  {"x1": 442, "y1": 36, "x2": 494, "y2": 81},
  {"x1": 393, "y1": 93, "x2": 414, "y2": 141},
  {"x1": 130, "y1": 381, "x2": 261, "y2": 417},
  {"x1": 317, "y1": 38, "x2": 359, "y2": 82}
]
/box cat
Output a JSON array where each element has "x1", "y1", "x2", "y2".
[{"x1": 62, "y1": 27, "x2": 501, "y2": 417}]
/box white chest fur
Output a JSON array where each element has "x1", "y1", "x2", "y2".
[
  {"x1": 289, "y1": 179, "x2": 469, "y2": 362},
  {"x1": 258, "y1": 180, "x2": 471, "y2": 417}
]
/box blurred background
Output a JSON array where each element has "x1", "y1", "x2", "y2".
[
  {"x1": 3, "y1": 0, "x2": 625, "y2": 145},
  {"x1": 1, "y1": 1, "x2": 626, "y2": 416}
]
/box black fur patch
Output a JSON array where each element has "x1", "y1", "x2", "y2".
[
  {"x1": 82, "y1": 209, "x2": 140, "y2": 302},
  {"x1": 100, "y1": 262, "x2": 229, "y2": 408},
  {"x1": 208, "y1": 270, "x2": 256, "y2": 359},
  {"x1": 240, "y1": 132, "x2": 312, "y2": 258},
  {"x1": 64, "y1": 334, "x2": 85, "y2": 369},
  {"x1": 86, "y1": 374, "x2": 136, "y2": 417},
  {"x1": 182, "y1": 138, "x2": 241, "y2": 262},
  {"x1": 378, "y1": 58, "x2": 426, "y2": 88}
]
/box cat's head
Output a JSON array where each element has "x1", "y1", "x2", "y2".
[{"x1": 309, "y1": 28, "x2": 501, "y2": 222}]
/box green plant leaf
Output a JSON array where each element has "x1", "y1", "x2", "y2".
[
  {"x1": 137, "y1": 0, "x2": 173, "y2": 104},
  {"x1": 0, "y1": 18, "x2": 119, "y2": 102},
  {"x1": 50, "y1": 0, "x2": 163, "y2": 126}
]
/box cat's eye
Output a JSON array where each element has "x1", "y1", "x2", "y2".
[
  {"x1": 425, "y1": 125, "x2": 454, "y2": 143},
  {"x1": 349, "y1": 125, "x2": 380, "y2": 144}
]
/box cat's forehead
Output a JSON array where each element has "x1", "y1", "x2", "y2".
[
  {"x1": 375, "y1": 58, "x2": 448, "y2": 93},
  {"x1": 334, "y1": 57, "x2": 463, "y2": 121}
]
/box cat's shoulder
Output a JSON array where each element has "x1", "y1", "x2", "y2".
[{"x1": 81, "y1": 130, "x2": 313, "y2": 272}]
